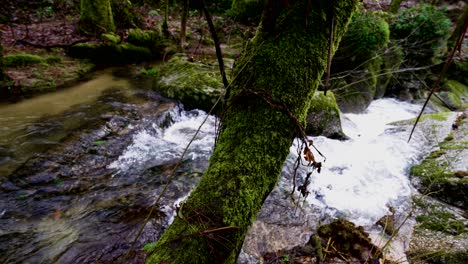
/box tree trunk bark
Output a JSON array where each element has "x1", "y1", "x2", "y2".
[
  {"x1": 79, "y1": 0, "x2": 115, "y2": 35},
  {"x1": 388, "y1": 0, "x2": 404, "y2": 13},
  {"x1": 180, "y1": 0, "x2": 189, "y2": 49},
  {"x1": 145, "y1": 0, "x2": 358, "y2": 263}
]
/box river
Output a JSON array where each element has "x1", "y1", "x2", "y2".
[{"x1": 0, "y1": 71, "x2": 439, "y2": 263}]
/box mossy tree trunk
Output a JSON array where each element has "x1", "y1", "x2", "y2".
[
  {"x1": 145, "y1": 0, "x2": 358, "y2": 263},
  {"x1": 79, "y1": 0, "x2": 115, "y2": 35},
  {"x1": 388, "y1": 0, "x2": 404, "y2": 13},
  {"x1": 447, "y1": 4, "x2": 468, "y2": 52}
]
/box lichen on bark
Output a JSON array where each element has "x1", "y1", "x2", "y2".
[{"x1": 145, "y1": 1, "x2": 358, "y2": 263}]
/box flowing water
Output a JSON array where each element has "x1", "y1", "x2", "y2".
[{"x1": 0, "y1": 71, "x2": 445, "y2": 263}]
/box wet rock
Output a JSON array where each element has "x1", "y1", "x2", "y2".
[
  {"x1": 25, "y1": 172, "x2": 57, "y2": 185},
  {"x1": 1, "y1": 180, "x2": 20, "y2": 191},
  {"x1": 262, "y1": 219, "x2": 388, "y2": 264},
  {"x1": 306, "y1": 91, "x2": 347, "y2": 140}
]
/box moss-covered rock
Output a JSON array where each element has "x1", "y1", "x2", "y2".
[
  {"x1": 334, "y1": 56, "x2": 383, "y2": 113},
  {"x1": 317, "y1": 219, "x2": 383, "y2": 262},
  {"x1": 262, "y1": 219, "x2": 388, "y2": 263},
  {"x1": 3, "y1": 53, "x2": 44, "y2": 67},
  {"x1": 408, "y1": 195, "x2": 468, "y2": 264},
  {"x1": 439, "y1": 80, "x2": 468, "y2": 111},
  {"x1": 375, "y1": 43, "x2": 403, "y2": 99},
  {"x1": 127, "y1": 28, "x2": 167, "y2": 54},
  {"x1": 331, "y1": 10, "x2": 389, "y2": 113},
  {"x1": 448, "y1": 60, "x2": 468, "y2": 86},
  {"x1": 154, "y1": 55, "x2": 228, "y2": 113},
  {"x1": 306, "y1": 91, "x2": 347, "y2": 139},
  {"x1": 69, "y1": 42, "x2": 153, "y2": 64},
  {"x1": 410, "y1": 113, "x2": 468, "y2": 210},
  {"x1": 101, "y1": 33, "x2": 121, "y2": 44}
]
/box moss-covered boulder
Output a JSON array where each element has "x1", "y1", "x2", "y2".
[
  {"x1": 448, "y1": 60, "x2": 468, "y2": 86},
  {"x1": 437, "y1": 80, "x2": 468, "y2": 111},
  {"x1": 127, "y1": 28, "x2": 168, "y2": 55},
  {"x1": 375, "y1": 43, "x2": 404, "y2": 99},
  {"x1": 331, "y1": 10, "x2": 389, "y2": 113},
  {"x1": 154, "y1": 55, "x2": 229, "y2": 113},
  {"x1": 306, "y1": 91, "x2": 347, "y2": 139},
  {"x1": 3, "y1": 53, "x2": 44, "y2": 67},
  {"x1": 410, "y1": 113, "x2": 468, "y2": 210},
  {"x1": 69, "y1": 42, "x2": 153, "y2": 64},
  {"x1": 262, "y1": 219, "x2": 388, "y2": 263},
  {"x1": 407, "y1": 195, "x2": 468, "y2": 264},
  {"x1": 101, "y1": 33, "x2": 121, "y2": 44}
]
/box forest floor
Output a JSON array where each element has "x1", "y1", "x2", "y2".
[{"x1": 0, "y1": 4, "x2": 249, "y2": 101}]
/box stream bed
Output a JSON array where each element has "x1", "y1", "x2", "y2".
[{"x1": 0, "y1": 71, "x2": 450, "y2": 263}]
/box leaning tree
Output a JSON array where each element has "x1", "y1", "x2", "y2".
[{"x1": 146, "y1": 0, "x2": 359, "y2": 262}]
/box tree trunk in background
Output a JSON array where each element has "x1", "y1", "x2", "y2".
[
  {"x1": 145, "y1": 0, "x2": 358, "y2": 263},
  {"x1": 180, "y1": 0, "x2": 189, "y2": 49},
  {"x1": 79, "y1": 0, "x2": 115, "y2": 35},
  {"x1": 447, "y1": 4, "x2": 468, "y2": 52},
  {"x1": 388, "y1": 0, "x2": 404, "y2": 13}
]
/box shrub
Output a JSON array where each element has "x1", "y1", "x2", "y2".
[{"x1": 391, "y1": 4, "x2": 451, "y2": 65}]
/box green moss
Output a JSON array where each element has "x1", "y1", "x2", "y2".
[
  {"x1": 4, "y1": 53, "x2": 44, "y2": 67},
  {"x1": 418, "y1": 112, "x2": 451, "y2": 122},
  {"x1": 79, "y1": 0, "x2": 115, "y2": 35},
  {"x1": 127, "y1": 28, "x2": 166, "y2": 52},
  {"x1": 155, "y1": 55, "x2": 226, "y2": 113},
  {"x1": 306, "y1": 91, "x2": 346, "y2": 139},
  {"x1": 101, "y1": 33, "x2": 121, "y2": 44},
  {"x1": 44, "y1": 55, "x2": 62, "y2": 64},
  {"x1": 146, "y1": 1, "x2": 359, "y2": 262},
  {"x1": 331, "y1": 9, "x2": 389, "y2": 112},
  {"x1": 317, "y1": 219, "x2": 382, "y2": 261},
  {"x1": 410, "y1": 250, "x2": 468, "y2": 264},
  {"x1": 416, "y1": 209, "x2": 467, "y2": 235},
  {"x1": 69, "y1": 42, "x2": 152, "y2": 64},
  {"x1": 411, "y1": 152, "x2": 468, "y2": 209}
]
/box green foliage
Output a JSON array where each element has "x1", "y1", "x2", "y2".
[
  {"x1": 3, "y1": 53, "x2": 44, "y2": 67},
  {"x1": 391, "y1": 3, "x2": 451, "y2": 64},
  {"x1": 342, "y1": 10, "x2": 390, "y2": 60}
]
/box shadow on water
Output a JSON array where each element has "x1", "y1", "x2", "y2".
[{"x1": 0, "y1": 67, "x2": 212, "y2": 263}]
